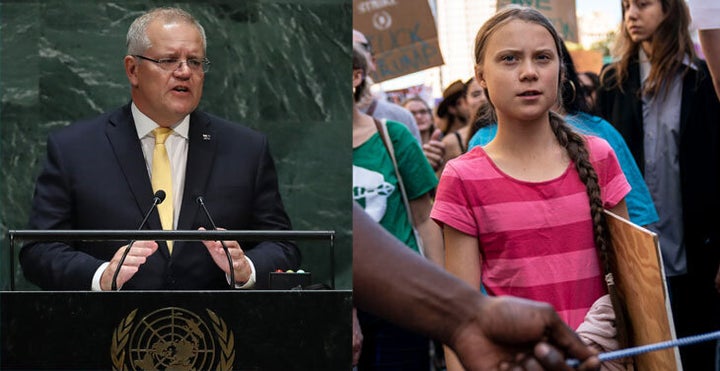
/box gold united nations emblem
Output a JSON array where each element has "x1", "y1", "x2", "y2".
[{"x1": 111, "y1": 307, "x2": 235, "y2": 371}]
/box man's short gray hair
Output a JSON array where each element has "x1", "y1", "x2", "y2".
[{"x1": 126, "y1": 7, "x2": 207, "y2": 55}]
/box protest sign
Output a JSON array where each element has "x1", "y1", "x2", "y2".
[
  {"x1": 353, "y1": 0, "x2": 444, "y2": 82},
  {"x1": 497, "y1": 0, "x2": 578, "y2": 42}
]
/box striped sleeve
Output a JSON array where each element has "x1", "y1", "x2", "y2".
[
  {"x1": 586, "y1": 136, "x2": 631, "y2": 208},
  {"x1": 431, "y1": 161, "x2": 477, "y2": 236}
]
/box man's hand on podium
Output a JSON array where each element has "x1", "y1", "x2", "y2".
[
  {"x1": 100, "y1": 241, "x2": 158, "y2": 291},
  {"x1": 199, "y1": 227, "x2": 252, "y2": 285}
]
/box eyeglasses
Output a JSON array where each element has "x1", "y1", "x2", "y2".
[
  {"x1": 133, "y1": 55, "x2": 210, "y2": 73},
  {"x1": 410, "y1": 109, "x2": 431, "y2": 116}
]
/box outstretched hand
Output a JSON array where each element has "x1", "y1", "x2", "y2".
[
  {"x1": 199, "y1": 227, "x2": 252, "y2": 285},
  {"x1": 100, "y1": 240, "x2": 158, "y2": 291},
  {"x1": 450, "y1": 296, "x2": 600, "y2": 371}
]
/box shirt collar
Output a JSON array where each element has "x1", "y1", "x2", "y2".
[
  {"x1": 131, "y1": 102, "x2": 190, "y2": 140},
  {"x1": 639, "y1": 49, "x2": 698, "y2": 83}
]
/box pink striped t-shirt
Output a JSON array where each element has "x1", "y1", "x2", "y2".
[{"x1": 431, "y1": 136, "x2": 630, "y2": 329}]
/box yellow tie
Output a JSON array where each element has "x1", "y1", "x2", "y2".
[{"x1": 152, "y1": 127, "x2": 174, "y2": 253}]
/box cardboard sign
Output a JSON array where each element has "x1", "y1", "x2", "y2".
[
  {"x1": 605, "y1": 210, "x2": 682, "y2": 370},
  {"x1": 497, "y1": 0, "x2": 578, "y2": 42},
  {"x1": 353, "y1": 0, "x2": 444, "y2": 82}
]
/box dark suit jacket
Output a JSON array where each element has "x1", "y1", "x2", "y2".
[
  {"x1": 20, "y1": 103, "x2": 300, "y2": 290},
  {"x1": 597, "y1": 58, "x2": 720, "y2": 280}
]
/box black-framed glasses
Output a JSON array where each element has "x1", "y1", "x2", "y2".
[{"x1": 133, "y1": 55, "x2": 210, "y2": 73}]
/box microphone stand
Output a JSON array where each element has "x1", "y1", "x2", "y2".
[
  {"x1": 197, "y1": 196, "x2": 235, "y2": 289},
  {"x1": 111, "y1": 191, "x2": 165, "y2": 291}
]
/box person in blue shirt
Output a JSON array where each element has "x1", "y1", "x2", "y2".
[{"x1": 467, "y1": 41, "x2": 658, "y2": 227}]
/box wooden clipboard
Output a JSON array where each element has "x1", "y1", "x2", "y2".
[{"x1": 605, "y1": 210, "x2": 682, "y2": 370}]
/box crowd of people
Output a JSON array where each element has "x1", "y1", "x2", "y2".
[{"x1": 354, "y1": 0, "x2": 720, "y2": 370}]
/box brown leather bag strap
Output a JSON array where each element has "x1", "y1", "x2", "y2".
[
  {"x1": 372, "y1": 118, "x2": 426, "y2": 257},
  {"x1": 372, "y1": 118, "x2": 390, "y2": 153}
]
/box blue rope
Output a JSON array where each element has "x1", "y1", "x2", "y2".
[{"x1": 566, "y1": 330, "x2": 720, "y2": 368}]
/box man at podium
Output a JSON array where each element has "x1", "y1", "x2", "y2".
[{"x1": 19, "y1": 7, "x2": 299, "y2": 291}]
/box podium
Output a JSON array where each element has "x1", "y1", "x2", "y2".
[
  {"x1": 4, "y1": 230, "x2": 350, "y2": 369},
  {"x1": 1, "y1": 290, "x2": 352, "y2": 369}
]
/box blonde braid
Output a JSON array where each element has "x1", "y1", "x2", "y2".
[{"x1": 549, "y1": 112, "x2": 631, "y2": 350}]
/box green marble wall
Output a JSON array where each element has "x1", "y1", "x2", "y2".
[{"x1": 0, "y1": 0, "x2": 352, "y2": 290}]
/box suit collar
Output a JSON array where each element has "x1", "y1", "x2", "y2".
[
  {"x1": 176, "y1": 110, "x2": 218, "y2": 231},
  {"x1": 107, "y1": 104, "x2": 162, "y2": 231},
  {"x1": 678, "y1": 62, "x2": 699, "y2": 140}
]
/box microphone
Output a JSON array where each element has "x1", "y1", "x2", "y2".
[
  {"x1": 196, "y1": 196, "x2": 235, "y2": 289},
  {"x1": 111, "y1": 190, "x2": 166, "y2": 291}
]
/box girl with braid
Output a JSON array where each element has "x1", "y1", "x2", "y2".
[{"x1": 431, "y1": 6, "x2": 631, "y2": 370}]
